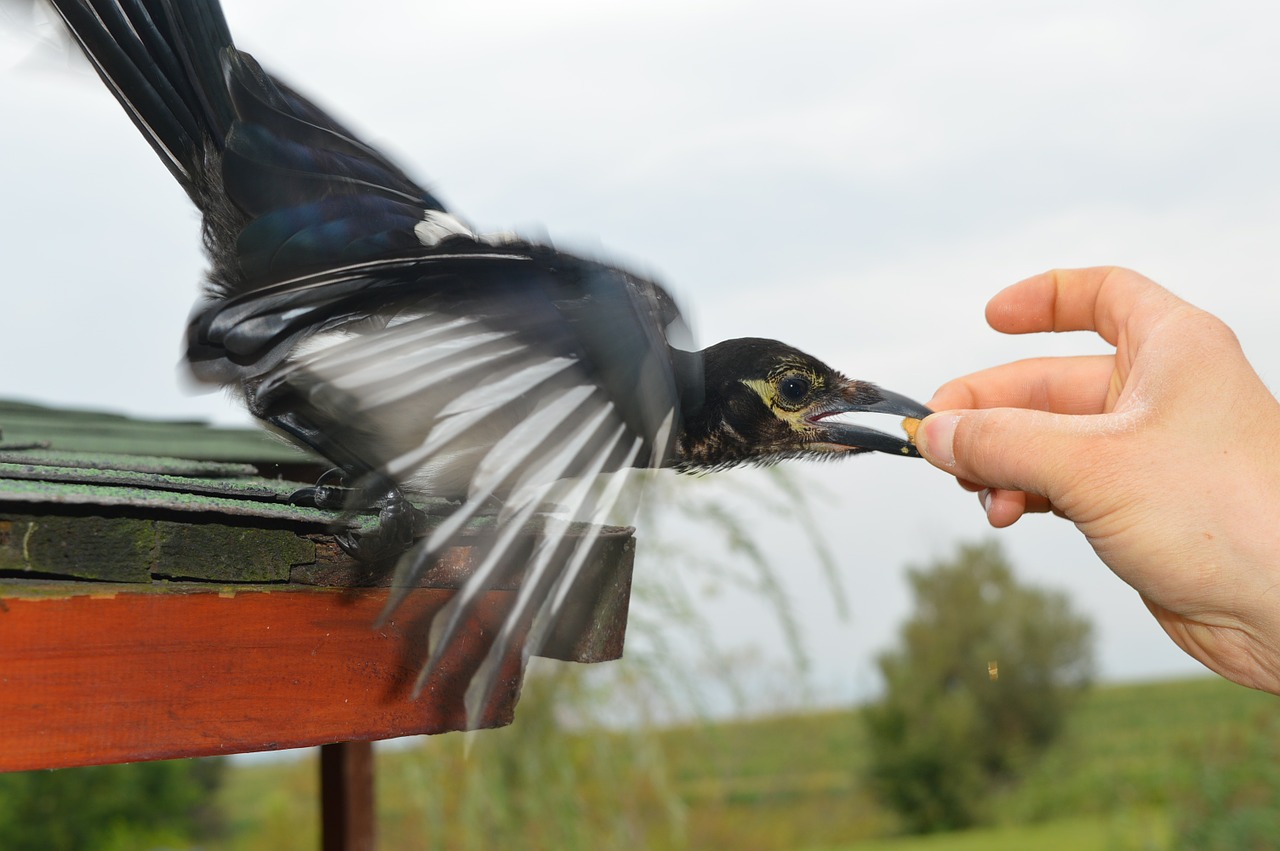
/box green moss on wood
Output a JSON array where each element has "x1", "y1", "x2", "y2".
[
  {"x1": 0, "y1": 515, "x2": 316, "y2": 583},
  {"x1": 0, "y1": 516, "x2": 155, "y2": 581},
  {"x1": 155, "y1": 522, "x2": 314, "y2": 582}
]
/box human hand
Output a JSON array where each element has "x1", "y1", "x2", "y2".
[{"x1": 915, "y1": 266, "x2": 1280, "y2": 694}]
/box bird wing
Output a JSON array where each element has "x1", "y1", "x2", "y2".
[
  {"x1": 189, "y1": 243, "x2": 683, "y2": 725},
  {"x1": 48, "y1": 0, "x2": 694, "y2": 724},
  {"x1": 217, "y1": 47, "x2": 457, "y2": 289}
]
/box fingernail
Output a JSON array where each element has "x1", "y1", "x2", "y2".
[
  {"x1": 918, "y1": 413, "x2": 959, "y2": 468},
  {"x1": 980, "y1": 488, "x2": 993, "y2": 514}
]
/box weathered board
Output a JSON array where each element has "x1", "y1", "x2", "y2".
[{"x1": 0, "y1": 410, "x2": 636, "y2": 772}]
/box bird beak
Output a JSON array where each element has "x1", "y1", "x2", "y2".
[{"x1": 807, "y1": 385, "x2": 932, "y2": 457}]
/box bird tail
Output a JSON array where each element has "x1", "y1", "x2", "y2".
[{"x1": 47, "y1": 0, "x2": 236, "y2": 205}]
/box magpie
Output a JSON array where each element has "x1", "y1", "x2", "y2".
[{"x1": 39, "y1": 0, "x2": 930, "y2": 723}]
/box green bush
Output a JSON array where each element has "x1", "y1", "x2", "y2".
[
  {"x1": 0, "y1": 758, "x2": 225, "y2": 851},
  {"x1": 863, "y1": 540, "x2": 1094, "y2": 833}
]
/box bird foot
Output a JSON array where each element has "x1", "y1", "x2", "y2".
[
  {"x1": 336, "y1": 489, "x2": 421, "y2": 563},
  {"x1": 290, "y1": 469, "x2": 421, "y2": 563},
  {"x1": 287, "y1": 467, "x2": 350, "y2": 510}
]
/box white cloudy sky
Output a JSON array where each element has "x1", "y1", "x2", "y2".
[{"x1": 3, "y1": 0, "x2": 1280, "y2": 712}]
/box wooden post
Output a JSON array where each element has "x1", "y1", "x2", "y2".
[{"x1": 321, "y1": 741, "x2": 375, "y2": 851}]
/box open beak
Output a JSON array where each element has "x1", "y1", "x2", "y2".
[{"x1": 807, "y1": 384, "x2": 932, "y2": 457}]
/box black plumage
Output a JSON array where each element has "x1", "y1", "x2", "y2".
[{"x1": 39, "y1": 0, "x2": 930, "y2": 722}]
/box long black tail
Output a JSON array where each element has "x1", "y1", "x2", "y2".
[
  {"x1": 46, "y1": 0, "x2": 449, "y2": 299},
  {"x1": 50, "y1": 0, "x2": 235, "y2": 202}
]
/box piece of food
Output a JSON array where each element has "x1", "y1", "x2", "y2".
[{"x1": 902, "y1": 416, "x2": 923, "y2": 446}]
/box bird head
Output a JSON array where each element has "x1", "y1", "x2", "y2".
[{"x1": 675, "y1": 337, "x2": 931, "y2": 471}]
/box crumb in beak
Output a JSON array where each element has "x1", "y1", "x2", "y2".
[{"x1": 902, "y1": 416, "x2": 922, "y2": 446}]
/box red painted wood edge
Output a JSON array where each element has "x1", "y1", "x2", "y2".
[{"x1": 0, "y1": 585, "x2": 527, "y2": 772}]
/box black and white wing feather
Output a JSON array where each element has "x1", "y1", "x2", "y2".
[
  {"x1": 192, "y1": 247, "x2": 685, "y2": 724},
  {"x1": 46, "y1": 0, "x2": 697, "y2": 725}
]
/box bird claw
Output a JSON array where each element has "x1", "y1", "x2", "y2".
[
  {"x1": 334, "y1": 487, "x2": 422, "y2": 563},
  {"x1": 287, "y1": 468, "x2": 350, "y2": 510},
  {"x1": 290, "y1": 469, "x2": 421, "y2": 562}
]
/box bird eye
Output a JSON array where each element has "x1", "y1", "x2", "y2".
[{"x1": 778, "y1": 375, "x2": 811, "y2": 404}]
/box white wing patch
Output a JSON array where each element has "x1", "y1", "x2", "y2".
[{"x1": 414, "y1": 209, "x2": 476, "y2": 247}]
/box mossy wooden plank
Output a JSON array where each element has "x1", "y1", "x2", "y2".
[
  {"x1": 0, "y1": 515, "x2": 318, "y2": 582},
  {"x1": 0, "y1": 459, "x2": 309, "y2": 505},
  {"x1": 0, "y1": 516, "x2": 154, "y2": 581},
  {"x1": 541, "y1": 536, "x2": 635, "y2": 663},
  {"x1": 0, "y1": 448, "x2": 258, "y2": 478},
  {"x1": 154, "y1": 521, "x2": 315, "y2": 582},
  {"x1": 0, "y1": 478, "x2": 359, "y2": 526},
  {"x1": 290, "y1": 529, "x2": 636, "y2": 663},
  {"x1": 0, "y1": 399, "x2": 639, "y2": 773}
]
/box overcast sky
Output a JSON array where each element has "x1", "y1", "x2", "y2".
[{"x1": 4, "y1": 0, "x2": 1280, "y2": 713}]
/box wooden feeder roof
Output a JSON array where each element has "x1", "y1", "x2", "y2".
[{"x1": 0, "y1": 400, "x2": 635, "y2": 772}]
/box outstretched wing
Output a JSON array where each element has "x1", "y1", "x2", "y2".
[
  {"x1": 48, "y1": 0, "x2": 700, "y2": 724},
  {"x1": 189, "y1": 242, "x2": 689, "y2": 725}
]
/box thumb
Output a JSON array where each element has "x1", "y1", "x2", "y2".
[{"x1": 915, "y1": 408, "x2": 1090, "y2": 499}]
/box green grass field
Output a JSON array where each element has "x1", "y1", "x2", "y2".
[
  {"x1": 808, "y1": 811, "x2": 1170, "y2": 851},
  {"x1": 208, "y1": 675, "x2": 1277, "y2": 850}
]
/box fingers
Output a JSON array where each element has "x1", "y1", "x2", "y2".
[
  {"x1": 985, "y1": 266, "x2": 1180, "y2": 345},
  {"x1": 970, "y1": 486, "x2": 1053, "y2": 523},
  {"x1": 927, "y1": 355, "x2": 1115, "y2": 415},
  {"x1": 918, "y1": 266, "x2": 1193, "y2": 526},
  {"x1": 982, "y1": 488, "x2": 1029, "y2": 528},
  {"x1": 915, "y1": 407, "x2": 1094, "y2": 502}
]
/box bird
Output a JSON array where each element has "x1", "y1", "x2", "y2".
[{"x1": 38, "y1": 0, "x2": 931, "y2": 723}]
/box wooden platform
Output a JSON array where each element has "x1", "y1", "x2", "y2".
[{"x1": 0, "y1": 410, "x2": 635, "y2": 774}]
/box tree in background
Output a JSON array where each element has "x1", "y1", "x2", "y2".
[
  {"x1": 0, "y1": 758, "x2": 225, "y2": 851},
  {"x1": 863, "y1": 540, "x2": 1094, "y2": 833}
]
